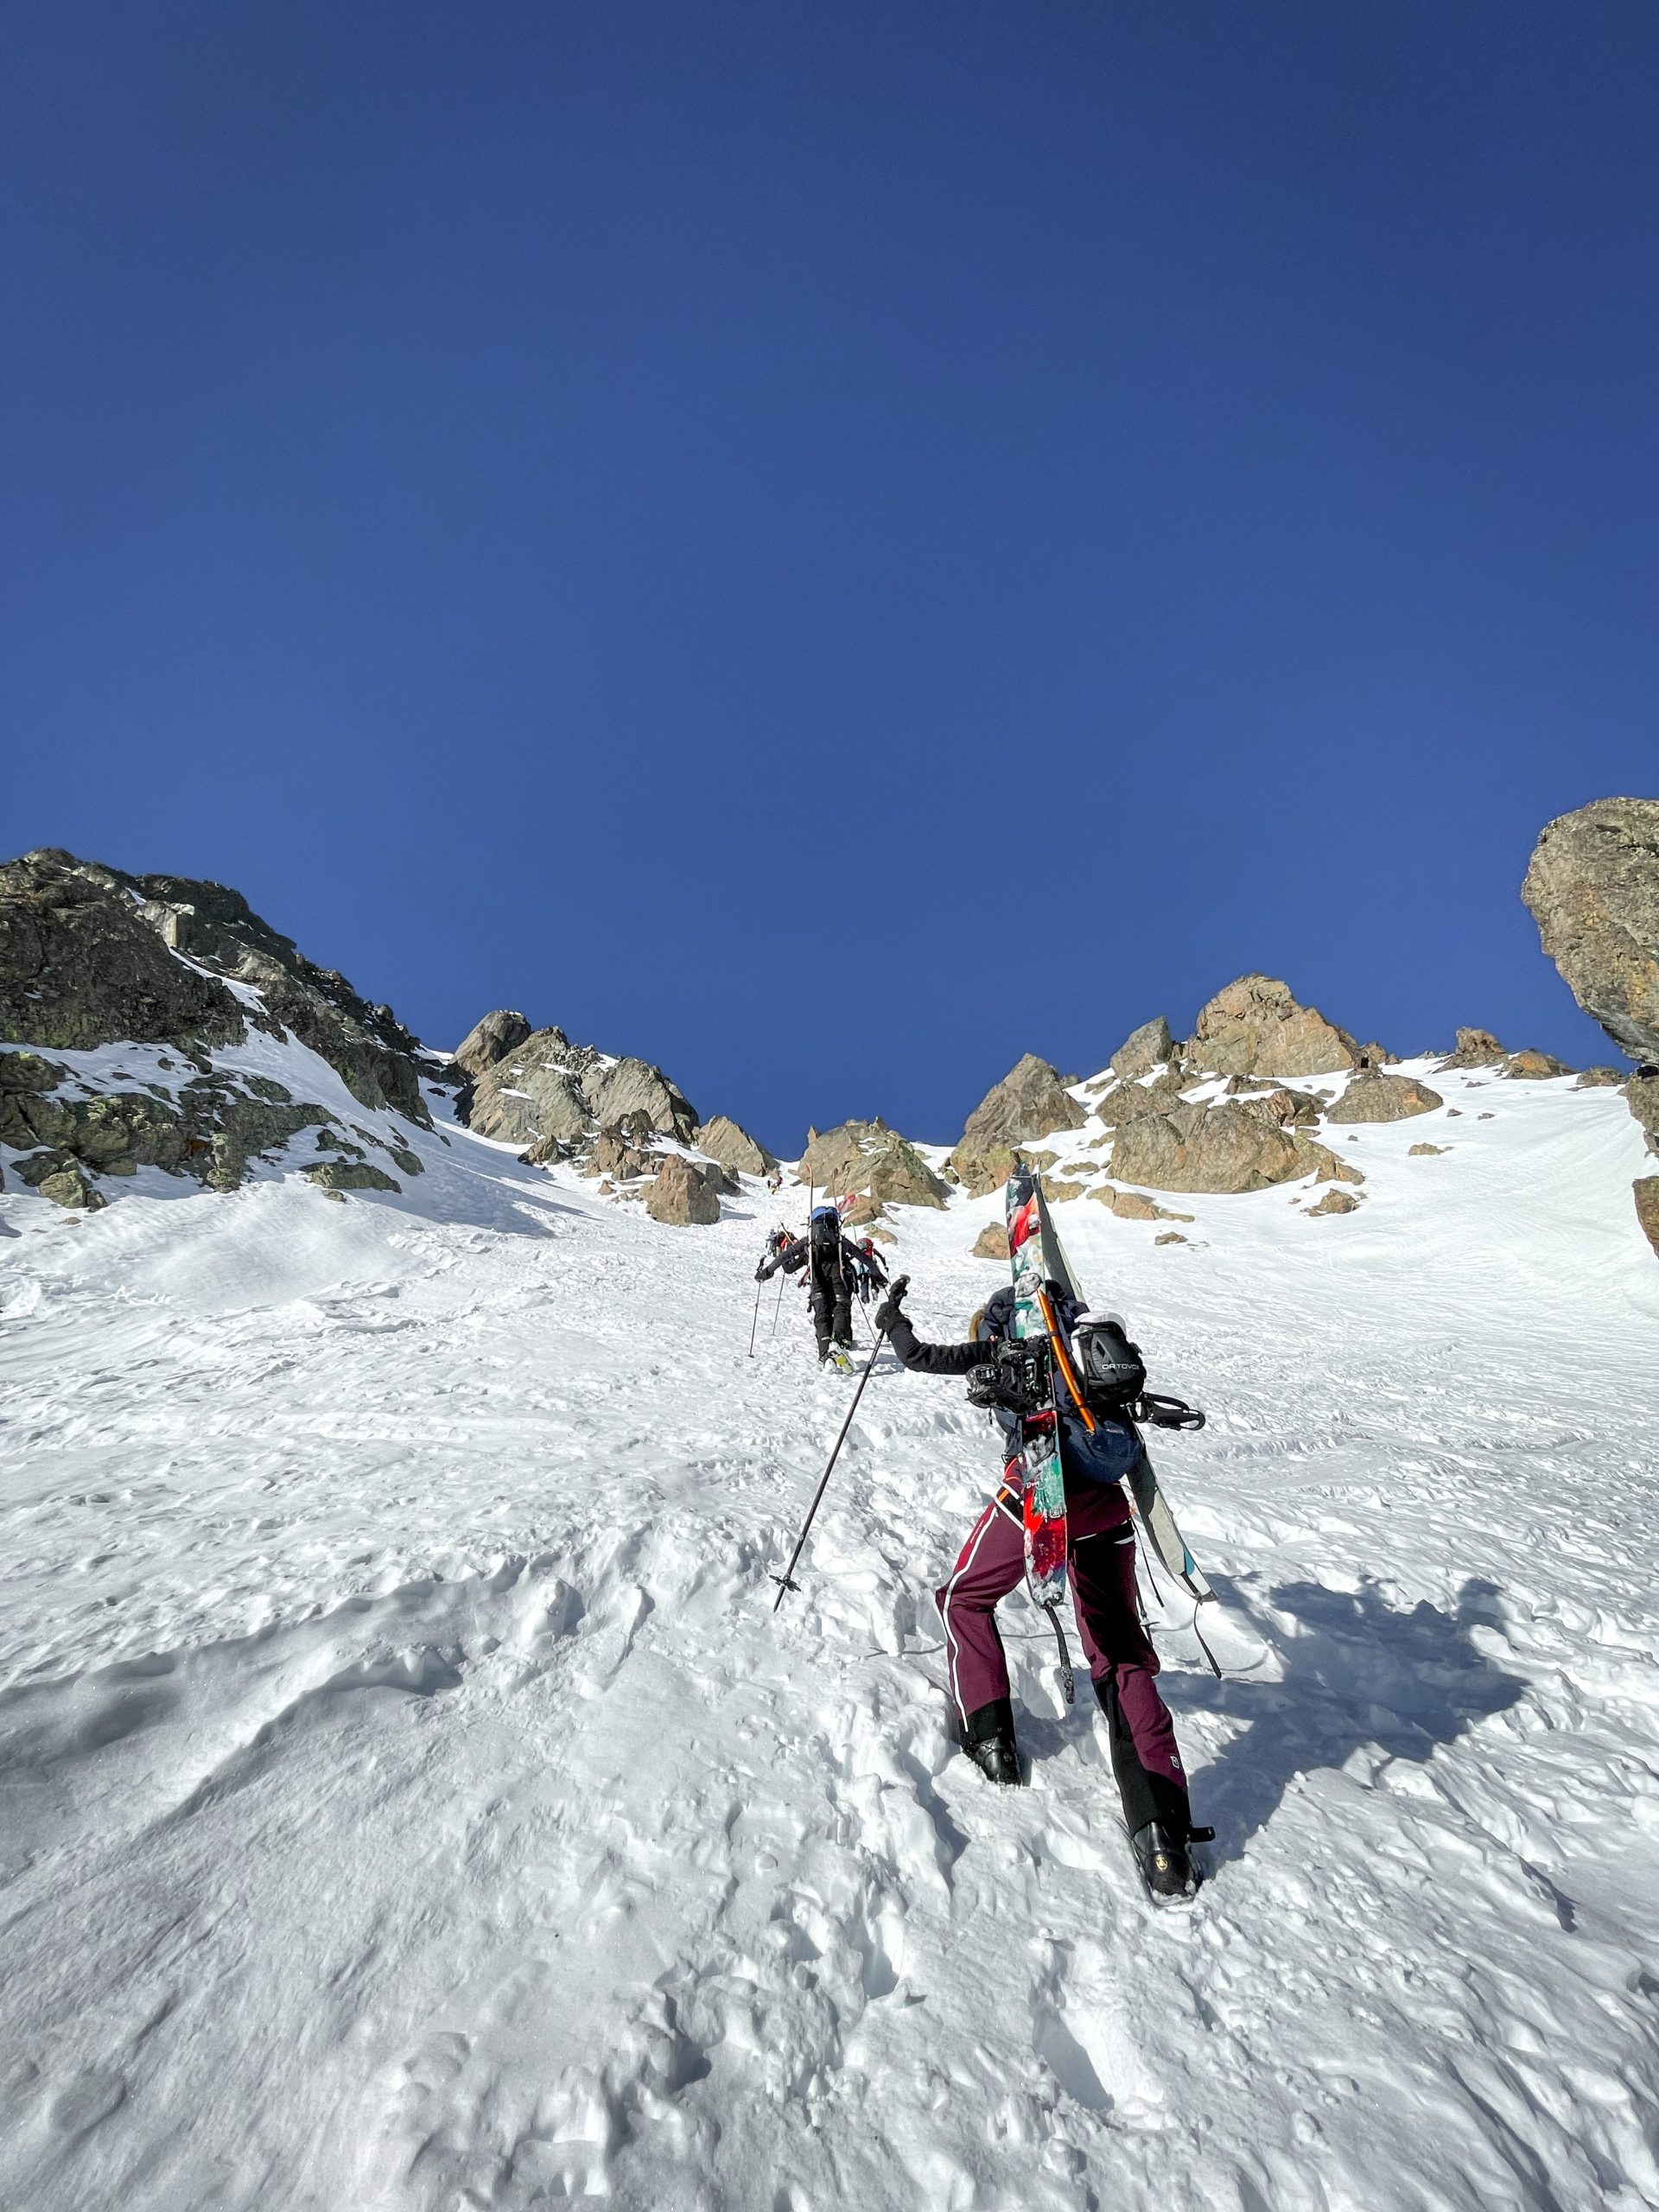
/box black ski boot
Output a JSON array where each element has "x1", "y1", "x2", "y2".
[
  {"x1": 1129, "y1": 1820, "x2": 1209, "y2": 1904},
  {"x1": 961, "y1": 1697, "x2": 1022, "y2": 1787}
]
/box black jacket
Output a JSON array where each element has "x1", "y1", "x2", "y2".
[
  {"x1": 884, "y1": 1287, "x2": 1141, "y2": 1486},
  {"x1": 760, "y1": 1232, "x2": 866, "y2": 1287}
]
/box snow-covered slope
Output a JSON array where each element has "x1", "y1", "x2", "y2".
[{"x1": 2, "y1": 1053, "x2": 1656, "y2": 2212}]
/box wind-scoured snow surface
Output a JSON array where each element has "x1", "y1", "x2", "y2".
[{"x1": 3, "y1": 1046, "x2": 1657, "y2": 2212}]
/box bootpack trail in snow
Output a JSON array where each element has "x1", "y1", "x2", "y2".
[{"x1": 2, "y1": 1039, "x2": 1657, "y2": 2212}]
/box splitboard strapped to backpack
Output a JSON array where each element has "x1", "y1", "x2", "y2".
[{"x1": 1002, "y1": 1161, "x2": 1220, "y2": 1673}]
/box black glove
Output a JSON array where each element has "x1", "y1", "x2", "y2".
[
  {"x1": 873, "y1": 1275, "x2": 910, "y2": 1334},
  {"x1": 755, "y1": 1258, "x2": 773, "y2": 1282}
]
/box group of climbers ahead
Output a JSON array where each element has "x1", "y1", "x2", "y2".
[{"x1": 755, "y1": 1202, "x2": 887, "y2": 1369}]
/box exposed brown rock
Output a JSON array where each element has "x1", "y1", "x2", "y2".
[
  {"x1": 1324, "y1": 1071, "x2": 1443, "y2": 1124},
  {"x1": 1625, "y1": 1071, "x2": 1659, "y2": 1157},
  {"x1": 695, "y1": 1115, "x2": 777, "y2": 1178},
  {"x1": 1307, "y1": 1188, "x2": 1361, "y2": 1216},
  {"x1": 950, "y1": 1055, "x2": 1084, "y2": 1192},
  {"x1": 470, "y1": 1029, "x2": 697, "y2": 1154},
  {"x1": 1440, "y1": 1027, "x2": 1507, "y2": 1069},
  {"x1": 1091, "y1": 1187, "x2": 1194, "y2": 1222},
  {"x1": 1093, "y1": 1068, "x2": 1192, "y2": 1129},
  {"x1": 1522, "y1": 797, "x2": 1659, "y2": 1064},
  {"x1": 1503, "y1": 1050, "x2": 1573, "y2": 1079},
  {"x1": 1635, "y1": 1178, "x2": 1659, "y2": 1257},
  {"x1": 1186, "y1": 975, "x2": 1362, "y2": 1078},
  {"x1": 1109, "y1": 1016, "x2": 1174, "y2": 1081},
  {"x1": 645, "y1": 1153, "x2": 721, "y2": 1225},
  {"x1": 1154, "y1": 1230, "x2": 1188, "y2": 1245},
  {"x1": 1106, "y1": 1100, "x2": 1306, "y2": 1193},
  {"x1": 972, "y1": 1222, "x2": 1010, "y2": 1261},
  {"x1": 454, "y1": 1009, "x2": 531, "y2": 1081},
  {"x1": 801, "y1": 1118, "x2": 949, "y2": 1210},
  {"x1": 1573, "y1": 1066, "x2": 1629, "y2": 1088},
  {"x1": 1289, "y1": 1135, "x2": 1365, "y2": 1185},
  {"x1": 1408, "y1": 1142, "x2": 1450, "y2": 1157}
]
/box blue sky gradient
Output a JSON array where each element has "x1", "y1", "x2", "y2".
[{"x1": 3, "y1": 2, "x2": 1655, "y2": 1149}]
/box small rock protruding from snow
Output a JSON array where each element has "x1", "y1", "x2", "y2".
[{"x1": 1325, "y1": 1071, "x2": 1444, "y2": 1124}]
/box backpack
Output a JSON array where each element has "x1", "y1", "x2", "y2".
[
  {"x1": 809, "y1": 1206, "x2": 843, "y2": 1270},
  {"x1": 1069, "y1": 1318, "x2": 1147, "y2": 1413}
]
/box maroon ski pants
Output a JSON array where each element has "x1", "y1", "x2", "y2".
[{"x1": 935, "y1": 1474, "x2": 1189, "y2": 1827}]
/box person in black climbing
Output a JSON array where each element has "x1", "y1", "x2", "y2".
[
  {"x1": 756, "y1": 1203, "x2": 862, "y2": 1366},
  {"x1": 871, "y1": 1274, "x2": 1206, "y2": 1903}
]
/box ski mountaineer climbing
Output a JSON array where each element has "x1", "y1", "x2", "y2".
[
  {"x1": 851, "y1": 1236, "x2": 889, "y2": 1304},
  {"x1": 871, "y1": 1274, "x2": 1209, "y2": 1903},
  {"x1": 755, "y1": 1205, "x2": 865, "y2": 1370}
]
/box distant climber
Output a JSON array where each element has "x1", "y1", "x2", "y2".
[
  {"x1": 851, "y1": 1235, "x2": 889, "y2": 1304},
  {"x1": 756, "y1": 1204, "x2": 865, "y2": 1368}
]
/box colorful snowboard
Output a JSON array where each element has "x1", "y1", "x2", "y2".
[
  {"x1": 1006, "y1": 1166, "x2": 1069, "y2": 1605},
  {"x1": 1007, "y1": 1162, "x2": 1217, "y2": 1617}
]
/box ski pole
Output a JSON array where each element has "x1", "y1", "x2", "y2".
[
  {"x1": 769, "y1": 1272, "x2": 785, "y2": 1338},
  {"x1": 772, "y1": 1278, "x2": 905, "y2": 1611},
  {"x1": 747, "y1": 1270, "x2": 764, "y2": 1357}
]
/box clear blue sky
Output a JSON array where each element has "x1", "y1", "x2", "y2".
[{"x1": 3, "y1": 3, "x2": 1655, "y2": 1151}]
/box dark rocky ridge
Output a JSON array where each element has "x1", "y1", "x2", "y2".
[{"x1": 0, "y1": 849, "x2": 432, "y2": 1207}]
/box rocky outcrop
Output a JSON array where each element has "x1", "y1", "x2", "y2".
[
  {"x1": 1441, "y1": 1027, "x2": 1508, "y2": 1069},
  {"x1": 1625, "y1": 1071, "x2": 1659, "y2": 1155},
  {"x1": 131, "y1": 865, "x2": 429, "y2": 1122},
  {"x1": 950, "y1": 1056, "x2": 1085, "y2": 1195},
  {"x1": 645, "y1": 1154, "x2": 722, "y2": 1225},
  {"x1": 801, "y1": 1119, "x2": 949, "y2": 1211},
  {"x1": 467, "y1": 1028, "x2": 698, "y2": 1159},
  {"x1": 972, "y1": 1222, "x2": 1010, "y2": 1261},
  {"x1": 0, "y1": 849, "x2": 430, "y2": 1125},
  {"x1": 1523, "y1": 798, "x2": 1659, "y2": 1065},
  {"x1": 695, "y1": 1115, "x2": 777, "y2": 1179},
  {"x1": 1092, "y1": 1188, "x2": 1193, "y2": 1223},
  {"x1": 454, "y1": 1009, "x2": 531, "y2": 1082},
  {"x1": 1307, "y1": 1188, "x2": 1361, "y2": 1217},
  {"x1": 0, "y1": 1041, "x2": 383, "y2": 1198},
  {"x1": 1289, "y1": 1135, "x2": 1365, "y2": 1185},
  {"x1": 304, "y1": 1159, "x2": 401, "y2": 1194},
  {"x1": 1409, "y1": 1142, "x2": 1449, "y2": 1156},
  {"x1": 1186, "y1": 975, "x2": 1362, "y2": 1078},
  {"x1": 1107, "y1": 1100, "x2": 1306, "y2": 1194},
  {"x1": 1324, "y1": 1071, "x2": 1443, "y2": 1123},
  {"x1": 1635, "y1": 1179, "x2": 1659, "y2": 1257},
  {"x1": 1503, "y1": 1050, "x2": 1573, "y2": 1079},
  {"x1": 1109, "y1": 1017, "x2": 1174, "y2": 1081},
  {"x1": 1, "y1": 850, "x2": 247, "y2": 1055},
  {"x1": 1574, "y1": 1067, "x2": 1628, "y2": 1088},
  {"x1": 1094, "y1": 1068, "x2": 1192, "y2": 1129}
]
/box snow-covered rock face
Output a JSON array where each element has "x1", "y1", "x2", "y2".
[
  {"x1": 2, "y1": 1058, "x2": 1656, "y2": 2212},
  {"x1": 0, "y1": 849, "x2": 435, "y2": 1207},
  {"x1": 463, "y1": 1027, "x2": 701, "y2": 1165}
]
